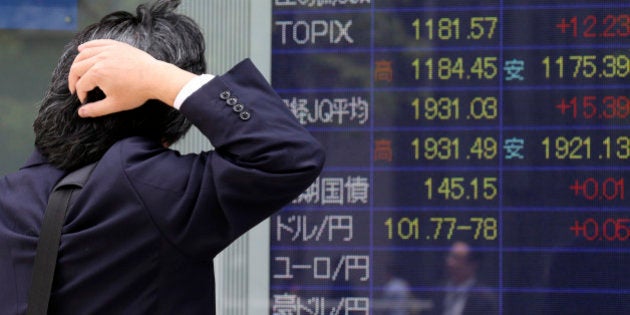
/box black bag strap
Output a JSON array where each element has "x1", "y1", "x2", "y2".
[{"x1": 26, "y1": 162, "x2": 97, "y2": 315}]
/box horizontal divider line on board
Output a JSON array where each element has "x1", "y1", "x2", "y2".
[
  {"x1": 274, "y1": 84, "x2": 630, "y2": 94},
  {"x1": 273, "y1": 43, "x2": 630, "y2": 55},
  {"x1": 270, "y1": 284, "x2": 630, "y2": 295},
  {"x1": 271, "y1": 245, "x2": 630, "y2": 254},
  {"x1": 320, "y1": 165, "x2": 630, "y2": 172},
  {"x1": 281, "y1": 206, "x2": 630, "y2": 212},
  {"x1": 273, "y1": 3, "x2": 630, "y2": 15},
  {"x1": 304, "y1": 125, "x2": 630, "y2": 133}
]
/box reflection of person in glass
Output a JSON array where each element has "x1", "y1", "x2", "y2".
[
  {"x1": 430, "y1": 241, "x2": 498, "y2": 315},
  {"x1": 382, "y1": 267, "x2": 413, "y2": 315}
]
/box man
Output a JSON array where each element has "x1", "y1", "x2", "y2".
[
  {"x1": 430, "y1": 241, "x2": 498, "y2": 315},
  {"x1": 0, "y1": 1, "x2": 324, "y2": 314}
]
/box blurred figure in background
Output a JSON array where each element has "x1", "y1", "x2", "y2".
[
  {"x1": 429, "y1": 241, "x2": 498, "y2": 315},
  {"x1": 382, "y1": 267, "x2": 413, "y2": 315}
]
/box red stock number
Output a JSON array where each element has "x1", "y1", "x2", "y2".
[{"x1": 570, "y1": 218, "x2": 630, "y2": 241}]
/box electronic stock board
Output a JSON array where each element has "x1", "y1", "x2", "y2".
[{"x1": 270, "y1": 1, "x2": 630, "y2": 314}]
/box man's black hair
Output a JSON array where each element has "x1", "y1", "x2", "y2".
[{"x1": 33, "y1": 0, "x2": 206, "y2": 170}]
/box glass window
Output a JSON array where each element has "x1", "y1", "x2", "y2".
[{"x1": 0, "y1": 0, "x2": 143, "y2": 176}]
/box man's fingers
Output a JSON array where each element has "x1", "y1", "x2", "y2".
[
  {"x1": 68, "y1": 45, "x2": 111, "y2": 93},
  {"x1": 69, "y1": 39, "x2": 158, "y2": 116},
  {"x1": 78, "y1": 98, "x2": 119, "y2": 118},
  {"x1": 68, "y1": 57, "x2": 97, "y2": 94},
  {"x1": 78, "y1": 39, "x2": 121, "y2": 51},
  {"x1": 72, "y1": 43, "x2": 112, "y2": 63},
  {"x1": 73, "y1": 71, "x2": 99, "y2": 104},
  {"x1": 69, "y1": 40, "x2": 122, "y2": 93}
]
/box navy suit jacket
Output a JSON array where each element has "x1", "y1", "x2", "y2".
[{"x1": 0, "y1": 59, "x2": 325, "y2": 314}]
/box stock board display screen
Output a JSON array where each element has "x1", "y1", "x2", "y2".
[{"x1": 270, "y1": 1, "x2": 630, "y2": 314}]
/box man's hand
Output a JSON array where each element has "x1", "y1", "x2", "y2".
[{"x1": 68, "y1": 39, "x2": 196, "y2": 118}]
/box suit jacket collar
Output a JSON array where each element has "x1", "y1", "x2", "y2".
[{"x1": 21, "y1": 150, "x2": 49, "y2": 169}]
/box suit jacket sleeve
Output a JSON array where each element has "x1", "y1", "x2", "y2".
[{"x1": 122, "y1": 59, "x2": 325, "y2": 261}]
